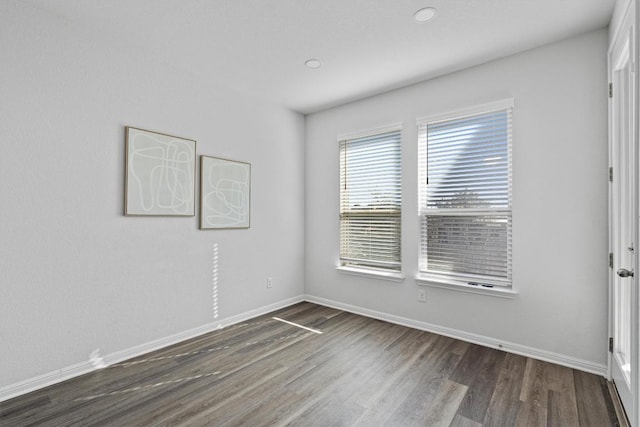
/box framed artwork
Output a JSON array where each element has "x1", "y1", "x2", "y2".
[
  {"x1": 200, "y1": 155, "x2": 251, "y2": 229},
  {"x1": 125, "y1": 126, "x2": 196, "y2": 216}
]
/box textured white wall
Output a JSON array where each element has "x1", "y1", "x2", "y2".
[
  {"x1": 0, "y1": 1, "x2": 304, "y2": 387},
  {"x1": 305, "y1": 29, "x2": 609, "y2": 366}
]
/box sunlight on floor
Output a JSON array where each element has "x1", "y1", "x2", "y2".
[{"x1": 272, "y1": 317, "x2": 323, "y2": 334}]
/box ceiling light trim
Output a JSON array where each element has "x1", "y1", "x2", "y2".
[
  {"x1": 414, "y1": 7, "x2": 437, "y2": 23},
  {"x1": 304, "y1": 59, "x2": 322, "y2": 69}
]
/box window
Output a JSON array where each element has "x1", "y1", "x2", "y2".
[
  {"x1": 418, "y1": 100, "x2": 513, "y2": 287},
  {"x1": 339, "y1": 127, "x2": 402, "y2": 273}
]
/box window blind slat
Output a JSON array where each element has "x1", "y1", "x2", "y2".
[
  {"x1": 418, "y1": 106, "x2": 512, "y2": 285},
  {"x1": 340, "y1": 129, "x2": 402, "y2": 272}
]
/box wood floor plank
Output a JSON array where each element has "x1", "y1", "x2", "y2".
[
  {"x1": 574, "y1": 369, "x2": 617, "y2": 427},
  {"x1": 273, "y1": 393, "x2": 368, "y2": 427},
  {"x1": 421, "y1": 379, "x2": 469, "y2": 427},
  {"x1": 384, "y1": 355, "x2": 465, "y2": 427},
  {"x1": 271, "y1": 320, "x2": 411, "y2": 425},
  {"x1": 354, "y1": 335, "x2": 465, "y2": 426},
  {"x1": 451, "y1": 413, "x2": 484, "y2": 427},
  {"x1": 352, "y1": 328, "x2": 438, "y2": 409},
  {"x1": 516, "y1": 358, "x2": 549, "y2": 426},
  {"x1": 451, "y1": 344, "x2": 506, "y2": 423},
  {"x1": 483, "y1": 352, "x2": 526, "y2": 426},
  {"x1": 547, "y1": 364, "x2": 580, "y2": 427},
  {"x1": 0, "y1": 302, "x2": 621, "y2": 427},
  {"x1": 547, "y1": 389, "x2": 579, "y2": 427}
]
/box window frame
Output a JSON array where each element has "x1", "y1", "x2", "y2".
[
  {"x1": 337, "y1": 124, "x2": 404, "y2": 279},
  {"x1": 416, "y1": 99, "x2": 514, "y2": 289}
]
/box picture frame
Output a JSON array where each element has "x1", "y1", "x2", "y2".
[
  {"x1": 200, "y1": 155, "x2": 251, "y2": 229},
  {"x1": 124, "y1": 126, "x2": 196, "y2": 216}
]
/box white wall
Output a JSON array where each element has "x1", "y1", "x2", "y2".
[
  {"x1": 0, "y1": 0, "x2": 305, "y2": 389},
  {"x1": 305, "y1": 29, "x2": 609, "y2": 367}
]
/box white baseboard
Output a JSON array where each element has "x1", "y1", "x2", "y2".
[
  {"x1": 0, "y1": 295, "x2": 304, "y2": 403},
  {"x1": 0, "y1": 359, "x2": 96, "y2": 405},
  {"x1": 304, "y1": 294, "x2": 607, "y2": 377}
]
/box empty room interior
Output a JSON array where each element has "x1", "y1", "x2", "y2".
[{"x1": 2, "y1": 0, "x2": 640, "y2": 425}]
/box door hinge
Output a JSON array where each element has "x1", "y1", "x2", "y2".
[
  {"x1": 609, "y1": 253, "x2": 614, "y2": 268},
  {"x1": 609, "y1": 82, "x2": 613, "y2": 98},
  {"x1": 609, "y1": 166, "x2": 613, "y2": 182},
  {"x1": 609, "y1": 337, "x2": 614, "y2": 352}
]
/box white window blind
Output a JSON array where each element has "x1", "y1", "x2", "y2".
[
  {"x1": 340, "y1": 128, "x2": 402, "y2": 272},
  {"x1": 418, "y1": 102, "x2": 512, "y2": 286}
]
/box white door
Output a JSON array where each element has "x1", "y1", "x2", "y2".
[{"x1": 609, "y1": 2, "x2": 637, "y2": 423}]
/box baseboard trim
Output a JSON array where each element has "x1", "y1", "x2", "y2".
[
  {"x1": 0, "y1": 359, "x2": 96, "y2": 405},
  {"x1": 0, "y1": 295, "x2": 304, "y2": 403},
  {"x1": 304, "y1": 294, "x2": 607, "y2": 376}
]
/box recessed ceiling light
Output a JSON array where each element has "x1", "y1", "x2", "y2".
[
  {"x1": 414, "y1": 7, "x2": 437, "y2": 23},
  {"x1": 305, "y1": 59, "x2": 322, "y2": 69}
]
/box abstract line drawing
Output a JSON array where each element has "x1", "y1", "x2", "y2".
[
  {"x1": 200, "y1": 155, "x2": 250, "y2": 229},
  {"x1": 125, "y1": 127, "x2": 196, "y2": 216}
]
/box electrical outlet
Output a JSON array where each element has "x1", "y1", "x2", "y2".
[
  {"x1": 267, "y1": 277, "x2": 273, "y2": 288},
  {"x1": 418, "y1": 289, "x2": 426, "y2": 302}
]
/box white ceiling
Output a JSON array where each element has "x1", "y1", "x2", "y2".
[{"x1": 23, "y1": 0, "x2": 614, "y2": 114}]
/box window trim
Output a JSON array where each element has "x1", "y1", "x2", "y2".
[
  {"x1": 415, "y1": 99, "x2": 514, "y2": 127},
  {"x1": 337, "y1": 122, "x2": 404, "y2": 143},
  {"x1": 337, "y1": 265, "x2": 406, "y2": 282},
  {"x1": 417, "y1": 99, "x2": 514, "y2": 287},
  {"x1": 415, "y1": 274, "x2": 518, "y2": 299},
  {"x1": 338, "y1": 123, "x2": 403, "y2": 275}
]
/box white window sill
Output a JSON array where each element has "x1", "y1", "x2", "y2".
[
  {"x1": 337, "y1": 266, "x2": 405, "y2": 282},
  {"x1": 415, "y1": 275, "x2": 517, "y2": 299}
]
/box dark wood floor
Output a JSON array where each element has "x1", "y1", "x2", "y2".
[{"x1": 0, "y1": 302, "x2": 621, "y2": 426}]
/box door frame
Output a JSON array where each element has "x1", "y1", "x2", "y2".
[{"x1": 608, "y1": 0, "x2": 639, "y2": 424}]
